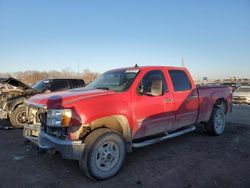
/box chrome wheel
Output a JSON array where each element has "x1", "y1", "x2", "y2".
[
  {"x1": 205, "y1": 108, "x2": 226, "y2": 136},
  {"x1": 16, "y1": 111, "x2": 27, "y2": 124},
  {"x1": 79, "y1": 128, "x2": 126, "y2": 180},
  {"x1": 95, "y1": 141, "x2": 120, "y2": 171},
  {"x1": 214, "y1": 111, "x2": 225, "y2": 134}
]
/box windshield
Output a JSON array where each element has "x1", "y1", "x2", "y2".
[
  {"x1": 86, "y1": 69, "x2": 139, "y2": 92},
  {"x1": 32, "y1": 80, "x2": 50, "y2": 92},
  {"x1": 235, "y1": 87, "x2": 250, "y2": 93}
]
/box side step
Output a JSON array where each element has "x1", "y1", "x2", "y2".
[{"x1": 132, "y1": 126, "x2": 196, "y2": 148}]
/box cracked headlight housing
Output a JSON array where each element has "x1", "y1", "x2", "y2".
[{"x1": 47, "y1": 109, "x2": 72, "y2": 127}]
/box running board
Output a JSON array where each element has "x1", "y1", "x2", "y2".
[{"x1": 132, "y1": 126, "x2": 196, "y2": 148}]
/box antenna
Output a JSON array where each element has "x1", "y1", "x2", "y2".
[{"x1": 134, "y1": 64, "x2": 139, "y2": 67}]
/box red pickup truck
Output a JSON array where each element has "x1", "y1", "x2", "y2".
[{"x1": 23, "y1": 66, "x2": 232, "y2": 180}]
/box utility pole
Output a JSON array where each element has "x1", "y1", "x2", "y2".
[
  {"x1": 77, "y1": 58, "x2": 80, "y2": 78},
  {"x1": 181, "y1": 57, "x2": 185, "y2": 67},
  {"x1": 78, "y1": 63, "x2": 80, "y2": 75}
]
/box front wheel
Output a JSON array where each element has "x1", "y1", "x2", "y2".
[
  {"x1": 205, "y1": 107, "x2": 226, "y2": 136},
  {"x1": 79, "y1": 128, "x2": 126, "y2": 180},
  {"x1": 9, "y1": 105, "x2": 27, "y2": 128}
]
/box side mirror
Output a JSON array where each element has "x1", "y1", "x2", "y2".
[{"x1": 137, "y1": 84, "x2": 144, "y2": 96}]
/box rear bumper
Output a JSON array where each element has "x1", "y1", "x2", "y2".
[{"x1": 39, "y1": 131, "x2": 85, "y2": 160}]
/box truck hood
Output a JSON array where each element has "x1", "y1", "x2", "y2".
[
  {"x1": 3, "y1": 77, "x2": 35, "y2": 91},
  {"x1": 27, "y1": 88, "x2": 115, "y2": 108}
]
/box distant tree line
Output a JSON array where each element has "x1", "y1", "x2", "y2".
[{"x1": 0, "y1": 69, "x2": 100, "y2": 85}]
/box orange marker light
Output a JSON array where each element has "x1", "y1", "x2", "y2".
[{"x1": 61, "y1": 109, "x2": 72, "y2": 127}]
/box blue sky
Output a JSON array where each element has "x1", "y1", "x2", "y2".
[{"x1": 0, "y1": 0, "x2": 249, "y2": 80}]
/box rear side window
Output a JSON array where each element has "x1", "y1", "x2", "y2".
[
  {"x1": 48, "y1": 80, "x2": 71, "y2": 92},
  {"x1": 169, "y1": 70, "x2": 191, "y2": 91},
  {"x1": 71, "y1": 79, "x2": 85, "y2": 88}
]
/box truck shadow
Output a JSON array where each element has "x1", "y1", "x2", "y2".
[
  {"x1": 20, "y1": 121, "x2": 249, "y2": 187},
  {"x1": 0, "y1": 119, "x2": 12, "y2": 129}
]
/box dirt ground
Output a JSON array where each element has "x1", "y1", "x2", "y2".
[{"x1": 0, "y1": 105, "x2": 250, "y2": 188}]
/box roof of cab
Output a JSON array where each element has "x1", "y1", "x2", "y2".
[
  {"x1": 41, "y1": 78, "x2": 84, "y2": 81},
  {"x1": 107, "y1": 65, "x2": 187, "y2": 72}
]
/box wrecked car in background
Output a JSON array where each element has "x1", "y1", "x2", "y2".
[
  {"x1": 221, "y1": 82, "x2": 241, "y2": 92},
  {"x1": 233, "y1": 86, "x2": 250, "y2": 105},
  {"x1": 0, "y1": 77, "x2": 37, "y2": 128},
  {"x1": 0, "y1": 78, "x2": 85, "y2": 128}
]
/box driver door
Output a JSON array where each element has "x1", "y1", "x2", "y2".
[{"x1": 132, "y1": 70, "x2": 175, "y2": 139}]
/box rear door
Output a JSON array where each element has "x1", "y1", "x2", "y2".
[
  {"x1": 168, "y1": 69, "x2": 199, "y2": 129},
  {"x1": 132, "y1": 70, "x2": 175, "y2": 139}
]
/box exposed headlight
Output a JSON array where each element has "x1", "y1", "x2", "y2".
[{"x1": 47, "y1": 109, "x2": 72, "y2": 127}]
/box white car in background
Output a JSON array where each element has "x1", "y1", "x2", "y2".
[{"x1": 233, "y1": 86, "x2": 250, "y2": 105}]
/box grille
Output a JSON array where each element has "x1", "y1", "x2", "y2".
[
  {"x1": 43, "y1": 126, "x2": 68, "y2": 139},
  {"x1": 38, "y1": 111, "x2": 47, "y2": 126}
]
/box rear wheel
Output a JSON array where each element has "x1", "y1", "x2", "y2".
[
  {"x1": 205, "y1": 107, "x2": 226, "y2": 136},
  {"x1": 9, "y1": 105, "x2": 27, "y2": 128},
  {"x1": 79, "y1": 128, "x2": 126, "y2": 180}
]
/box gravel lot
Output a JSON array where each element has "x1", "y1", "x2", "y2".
[{"x1": 0, "y1": 105, "x2": 250, "y2": 188}]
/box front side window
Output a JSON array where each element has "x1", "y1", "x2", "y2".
[
  {"x1": 71, "y1": 80, "x2": 85, "y2": 88},
  {"x1": 32, "y1": 80, "x2": 51, "y2": 92},
  {"x1": 138, "y1": 70, "x2": 168, "y2": 96},
  {"x1": 86, "y1": 69, "x2": 139, "y2": 92},
  {"x1": 169, "y1": 70, "x2": 191, "y2": 91}
]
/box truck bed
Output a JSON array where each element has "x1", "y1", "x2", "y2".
[{"x1": 197, "y1": 85, "x2": 232, "y2": 123}]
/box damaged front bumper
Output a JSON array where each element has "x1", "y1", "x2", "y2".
[
  {"x1": 23, "y1": 124, "x2": 41, "y2": 144},
  {"x1": 38, "y1": 131, "x2": 85, "y2": 160},
  {"x1": 23, "y1": 124, "x2": 85, "y2": 160}
]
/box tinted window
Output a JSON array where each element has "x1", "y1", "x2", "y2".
[
  {"x1": 71, "y1": 79, "x2": 85, "y2": 88},
  {"x1": 78, "y1": 80, "x2": 85, "y2": 87},
  {"x1": 32, "y1": 80, "x2": 51, "y2": 92},
  {"x1": 169, "y1": 70, "x2": 191, "y2": 91},
  {"x1": 140, "y1": 70, "x2": 168, "y2": 93},
  {"x1": 48, "y1": 80, "x2": 70, "y2": 92}
]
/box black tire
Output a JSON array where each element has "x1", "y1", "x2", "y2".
[
  {"x1": 79, "y1": 128, "x2": 126, "y2": 180},
  {"x1": 205, "y1": 107, "x2": 226, "y2": 136},
  {"x1": 9, "y1": 105, "x2": 27, "y2": 128}
]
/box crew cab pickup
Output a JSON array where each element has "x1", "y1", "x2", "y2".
[{"x1": 23, "y1": 66, "x2": 232, "y2": 180}]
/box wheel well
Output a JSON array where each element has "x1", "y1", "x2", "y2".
[
  {"x1": 214, "y1": 98, "x2": 227, "y2": 113},
  {"x1": 9, "y1": 102, "x2": 25, "y2": 114},
  {"x1": 89, "y1": 115, "x2": 132, "y2": 143}
]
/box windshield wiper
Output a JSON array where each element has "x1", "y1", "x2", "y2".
[{"x1": 95, "y1": 87, "x2": 110, "y2": 90}]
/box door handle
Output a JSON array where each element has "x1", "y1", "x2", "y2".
[
  {"x1": 189, "y1": 94, "x2": 198, "y2": 99},
  {"x1": 164, "y1": 98, "x2": 173, "y2": 103}
]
